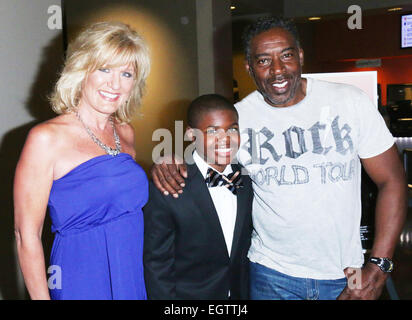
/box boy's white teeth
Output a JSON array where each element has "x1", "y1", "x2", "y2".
[
  {"x1": 217, "y1": 148, "x2": 231, "y2": 152},
  {"x1": 272, "y1": 81, "x2": 287, "y2": 88},
  {"x1": 100, "y1": 91, "x2": 118, "y2": 98}
]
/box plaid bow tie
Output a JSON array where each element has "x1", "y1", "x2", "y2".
[{"x1": 205, "y1": 167, "x2": 243, "y2": 195}]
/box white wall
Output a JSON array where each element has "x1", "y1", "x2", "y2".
[
  {"x1": 0, "y1": 0, "x2": 64, "y2": 300},
  {"x1": 0, "y1": 0, "x2": 63, "y2": 138}
]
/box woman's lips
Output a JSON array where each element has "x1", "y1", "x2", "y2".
[{"x1": 99, "y1": 90, "x2": 120, "y2": 101}]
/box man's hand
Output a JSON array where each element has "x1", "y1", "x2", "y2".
[
  {"x1": 337, "y1": 263, "x2": 388, "y2": 300},
  {"x1": 151, "y1": 155, "x2": 188, "y2": 198}
]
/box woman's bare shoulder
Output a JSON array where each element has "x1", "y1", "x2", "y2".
[{"x1": 26, "y1": 114, "x2": 75, "y2": 154}]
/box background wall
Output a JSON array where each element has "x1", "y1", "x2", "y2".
[
  {"x1": 232, "y1": 18, "x2": 259, "y2": 100},
  {"x1": 283, "y1": 0, "x2": 412, "y2": 18},
  {"x1": 0, "y1": 0, "x2": 64, "y2": 299},
  {"x1": 232, "y1": 11, "x2": 412, "y2": 106},
  {"x1": 308, "y1": 13, "x2": 412, "y2": 106},
  {"x1": 64, "y1": 0, "x2": 199, "y2": 172},
  {"x1": 197, "y1": 0, "x2": 233, "y2": 98}
]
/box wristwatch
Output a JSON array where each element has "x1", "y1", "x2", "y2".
[{"x1": 368, "y1": 257, "x2": 394, "y2": 273}]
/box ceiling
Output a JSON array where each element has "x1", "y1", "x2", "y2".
[{"x1": 230, "y1": 0, "x2": 412, "y2": 21}]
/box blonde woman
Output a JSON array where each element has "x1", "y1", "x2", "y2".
[{"x1": 14, "y1": 22, "x2": 150, "y2": 300}]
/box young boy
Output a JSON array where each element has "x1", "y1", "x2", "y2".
[{"x1": 143, "y1": 94, "x2": 253, "y2": 300}]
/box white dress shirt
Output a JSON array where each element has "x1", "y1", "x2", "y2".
[{"x1": 193, "y1": 151, "x2": 237, "y2": 257}]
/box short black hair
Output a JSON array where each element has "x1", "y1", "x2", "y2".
[
  {"x1": 242, "y1": 16, "x2": 300, "y2": 63},
  {"x1": 187, "y1": 94, "x2": 238, "y2": 128}
]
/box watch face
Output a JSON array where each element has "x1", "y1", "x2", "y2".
[
  {"x1": 382, "y1": 260, "x2": 390, "y2": 271},
  {"x1": 381, "y1": 259, "x2": 394, "y2": 272}
]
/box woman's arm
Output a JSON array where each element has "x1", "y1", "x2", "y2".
[{"x1": 13, "y1": 124, "x2": 56, "y2": 300}]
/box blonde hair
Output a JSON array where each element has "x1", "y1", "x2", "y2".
[{"x1": 50, "y1": 21, "x2": 150, "y2": 123}]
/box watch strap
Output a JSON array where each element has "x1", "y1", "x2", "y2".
[{"x1": 368, "y1": 257, "x2": 394, "y2": 273}]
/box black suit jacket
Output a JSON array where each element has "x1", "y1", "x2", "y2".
[{"x1": 143, "y1": 162, "x2": 253, "y2": 300}]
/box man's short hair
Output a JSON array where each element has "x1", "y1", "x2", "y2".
[
  {"x1": 187, "y1": 94, "x2": 238, "y2": 128},
  {"x1": 242, "y1": 16, "x2": 300, "y2": 63}
]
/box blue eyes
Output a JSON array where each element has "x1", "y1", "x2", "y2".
[{"x1": 98, "y1": 68, "x2": 133, "y2": 78}]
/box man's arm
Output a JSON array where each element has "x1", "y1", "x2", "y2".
[
  {"x1": 143, "y1": 183, "x2": 177, "y2": 299},
  {"x1": 151, "y1": 155, "x2": 188, "y2": 198},
  {"x1": 338, "y1": 144, "x2": 407, "y2": 300}
]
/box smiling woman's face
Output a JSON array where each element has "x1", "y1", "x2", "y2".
[{"x1": 80, "y1": 64, "x2": 135, "y2": 116}]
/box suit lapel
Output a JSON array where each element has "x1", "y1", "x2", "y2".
[
  {"x1": 186, "y1": 163, "x2": 230, "y2": 260},
  {"x1": 229, "y1": 164, "x2": 249, "y2": 261}
]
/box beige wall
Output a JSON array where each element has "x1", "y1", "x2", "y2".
[
  {"x1": 64, "y1": 0, "x2": 199, "y2": 172},
  {"x1": 211, "y1": 0, "x2": 233, "y2": 100},
  {"x1": 233, "y1": 52, "x2": 256, "y2": 101},
  {"x1": 232, "y1": 17, "x2": 257, "y2": 101}
]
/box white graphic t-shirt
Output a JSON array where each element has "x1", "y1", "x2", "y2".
[{"x1": 235, "y1": 77, "x2": 394, "y2": 280}]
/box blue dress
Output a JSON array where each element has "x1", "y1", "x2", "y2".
[{"x1": 47, "y1": 153, "x2": 148, "y2": 300}]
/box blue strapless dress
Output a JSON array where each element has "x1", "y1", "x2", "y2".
[{"x1": 47, "y1": 153, "x2": 148, "y2": 300}]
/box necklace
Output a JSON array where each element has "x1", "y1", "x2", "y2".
[{"x1": 76, "y1": 111, "x2": 122, "y2": 156}]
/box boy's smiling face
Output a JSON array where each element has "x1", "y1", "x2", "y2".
[{"x1": 188, "y1": 109, "x2": 240, "y2": 173}]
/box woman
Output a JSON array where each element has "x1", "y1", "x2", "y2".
[{"x1": 13, "y1": 22, "x2": 150, "y2": 300}]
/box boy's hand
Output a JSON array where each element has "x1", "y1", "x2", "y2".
[{"x1": 151, "y1": 155, "x2": 188, "y2": 198}]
